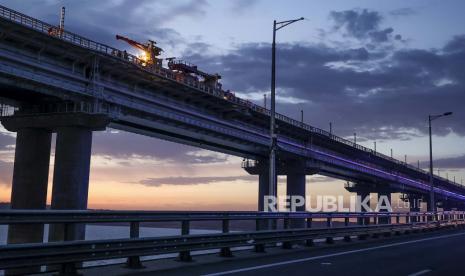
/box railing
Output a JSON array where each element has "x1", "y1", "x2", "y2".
[
  {"x1": 0, "y1": 210, "x2": 464, "y2": 273},
  {"x1": 0, "y1": 4, "x2": 462, "y2": 190}
]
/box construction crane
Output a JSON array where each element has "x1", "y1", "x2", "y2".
[
  {"x1": 116, "y1": 35, "x2": 163, "y2": 67},
  {"x1": 167, "y1": 58, "x2": 222, "y2": 89},
  {"x1": 48, "y1": 7, "x2": 65, "y2": 37}
]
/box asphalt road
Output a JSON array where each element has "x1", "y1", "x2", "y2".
[{"x1": 151, "y1": 228, "x2": 465, "y2": 276}]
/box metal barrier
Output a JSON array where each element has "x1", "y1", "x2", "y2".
[{"x1": 0, "y1": 210, "x2": 464, "y2": 273}]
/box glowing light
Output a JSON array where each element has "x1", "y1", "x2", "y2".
[{"x1": 138, "y1": 51, "x2": 149, "y2": 64}]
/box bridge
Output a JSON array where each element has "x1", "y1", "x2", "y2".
[{"x1": 0, "y1": 4, "x2": 465, "y2": 275}]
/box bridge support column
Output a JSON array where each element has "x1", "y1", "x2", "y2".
[
  {"x1": 286, "y1": 173, "x2": 306, "y2": 228},
  {"x1": 49, "y1": 127, "x2": 93, "y2": 242},
  {"x1": 257, "y1": 161, "x2": 274, "y2": 231},
  {"x1": 377, "y1": 191, "x2": 391, "y2": 224},
  {"x1": 5, "y1": 128, "x2": 51, "y2": 244},
  {"x1": 1, "y1": 116, "x2": 53, "y2": 275},
  {"x1": 46, "y1": 113, "x2": 109, "y2": 245},
  {"x1": 258, "y1": 166, "x2": 270, "y2": 212}
]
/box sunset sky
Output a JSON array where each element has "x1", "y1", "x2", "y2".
[{"x1": 0, "y1": 0, "x2": 464, "y2": 211}]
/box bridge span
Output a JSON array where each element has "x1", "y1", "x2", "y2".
[{"x1": 0, "y1": 3, "x2": 464, "y2": 260}]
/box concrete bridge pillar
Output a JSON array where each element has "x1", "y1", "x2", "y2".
[
  {"x1": 0, "y1": 115, "x2": 54, "y2": 247},
  {"x1": 377, "y1": 191, "x2": 391, "y2": 224},
  {"x1": 258, "y1": 163, "x2": 270, "y2": 212},
  {"x1": 48, "y1": 114, "x2": 109, "y2": 243},
  {"x1": 5, "y1": 128, "x2": 52, "y2": 244},
  {"x1": 48, "y1": 127, "x2": 93, "y2": 242},
  {"x1": 286, "y1": 173, "x2": 306, "y2": 228},
  {"x1": 1, "y1": 116, "x2": 53, "y2": 275}
]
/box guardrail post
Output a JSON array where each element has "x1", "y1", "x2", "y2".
[
  {"x1": 305, "y1": 217, "x2": 314, "y2": 246},
  {"x1": 396, "y1": 215, "x2": 400, "y2": 225},
  {"x1": 126, "y1": 221, "x2": 143, "y2": 268},
  {"x1": 220, "y1": 219, "x2": 233, "y2": 257},
  {"x1": 254, "y1": 219, "x2": 266, "y2": 253},
  {"x1": 59, "y1": 223, "x2": 78, "y2": 275},
  {"x1": 282, "y1": 217, "x2": 292, "y2": 249},
  {"x1": 178, "y1": 220, "x2": 192, "y2": 262},
  {"x1": 344, "y1": 216, "x2": 349, "y2": 227},
  {"x1": 306, "y1": 217, "x2": 312, "y2": 228},
  {"x1": 326, "y1": 216, "x2": 332, "y2": 228}
]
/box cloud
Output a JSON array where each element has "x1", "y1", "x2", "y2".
[
  {"x1": 420, "y1": 155, "x2": 465, "y2": 169},
  {"x1": 92, "y1": 130, "x2": 228, "y2": 164},
  {"x1": 1, "y1": 0, "x2": 208, "y2": 54},
  {"x1": 0, "y1": 133, "x2": 15, "y2": 150},
  {"x1": 0, "y1": 160, "x2": 13, "y2": 185},
  {"x1": 389, "y1": 8, "x2": 416, "y2": 17},
  {"x1": 230, "y1": 0, "x2": 260, "y2": 14},
  {"x1": 183, "y1": 26, "x2": 465, "y2": 140},
  {"x1": 138, "y1": 175, "x2": 257, "y2": 187},
  {"x1": 330, "y1": 9, "x2": 400, "y2": 43}
]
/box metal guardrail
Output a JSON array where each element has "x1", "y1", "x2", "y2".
[
  {"x1": 0, "y1": 210, "x2": 464, "y2": 273},
  {"x1": 0, "y1": 209, "x2": 446, "y2": 224},
  {"x1": 0, "y1": 4, "x2": 459, "y2": 190}
]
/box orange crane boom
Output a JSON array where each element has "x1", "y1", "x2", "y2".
[{"x1": 115, "y1": 35, "x2": 163, "y2": 66}]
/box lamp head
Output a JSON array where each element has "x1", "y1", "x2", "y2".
[{"x1": 443, "y1": 112, "x2": 453, "y2": 116}]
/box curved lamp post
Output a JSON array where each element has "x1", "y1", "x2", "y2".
[
  {"x1": 428, "y1": 111, "x2": 453, "y2": 212},
  {"x1": 269, "y1": 17, "x2": 304, "y2": 211}
]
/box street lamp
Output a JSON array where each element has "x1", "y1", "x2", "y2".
[
  {"x1": 269, "y1": 17, "x2": 304, "y2": 210},
  {"x1": 428, "y1": 111, "x2": 453, "y2": 212}
]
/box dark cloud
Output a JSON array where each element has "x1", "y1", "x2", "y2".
[
  {"x1": 444, "y1": 35, "x2": 465, "y2": 54},
  {"x1": 1, "y1": 0, "x2": 208, "y2": 51},
  {"x1": 330, "y1": 9, "x2": 382, "y2": 39},
  {"x1": 184, "y1": 29, "x2": 465, "y2": 139},
  {"x1": 330, "y1": 9, "x2": 400, "y2": 43},
  {"x1": 138, "y1": 175, "x2": 257, "y2": 187}
]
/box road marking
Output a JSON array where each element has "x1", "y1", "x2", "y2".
[
  {"x1": 203, "y1": 232, "x2": 465, "y2": 276},
  {"x1": 408, "y1": 269, "x2": 432, "y2": 276}
]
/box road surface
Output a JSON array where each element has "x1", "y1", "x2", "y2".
[{"x1": 152, "y1": 228, "x2": 465, "y2": 276}]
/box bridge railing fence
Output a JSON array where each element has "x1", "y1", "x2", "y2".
[{"x1": 0, "y1": 210, "x2": 464, "y2": 272}]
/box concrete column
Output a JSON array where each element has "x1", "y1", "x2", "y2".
[
  {"x1": 378, "y1": 191, "x2": 391, "y2": 224},
  {"x1": 357, "y1": 191, "x2": 370, "y2": 225},
  {"x1": 287, "y1": 173, "x2": 306, "y2": 228},
  {"x1": 49, "y1": 127, "x2": 93, "y2": 242},
  {"x1": 6, "y1": 128, "x2": 52, "y2": 244},
  {"x1": 258, "y1": 168, "x2": 270, "y2": 212}
]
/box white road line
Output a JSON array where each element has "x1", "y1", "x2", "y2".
[
  {"x1": 408, "y1": 269, "x2": 432, "y2": 276},
  {"x1": 203, "y1": 232, "x2": 465, "y2": 276}
]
